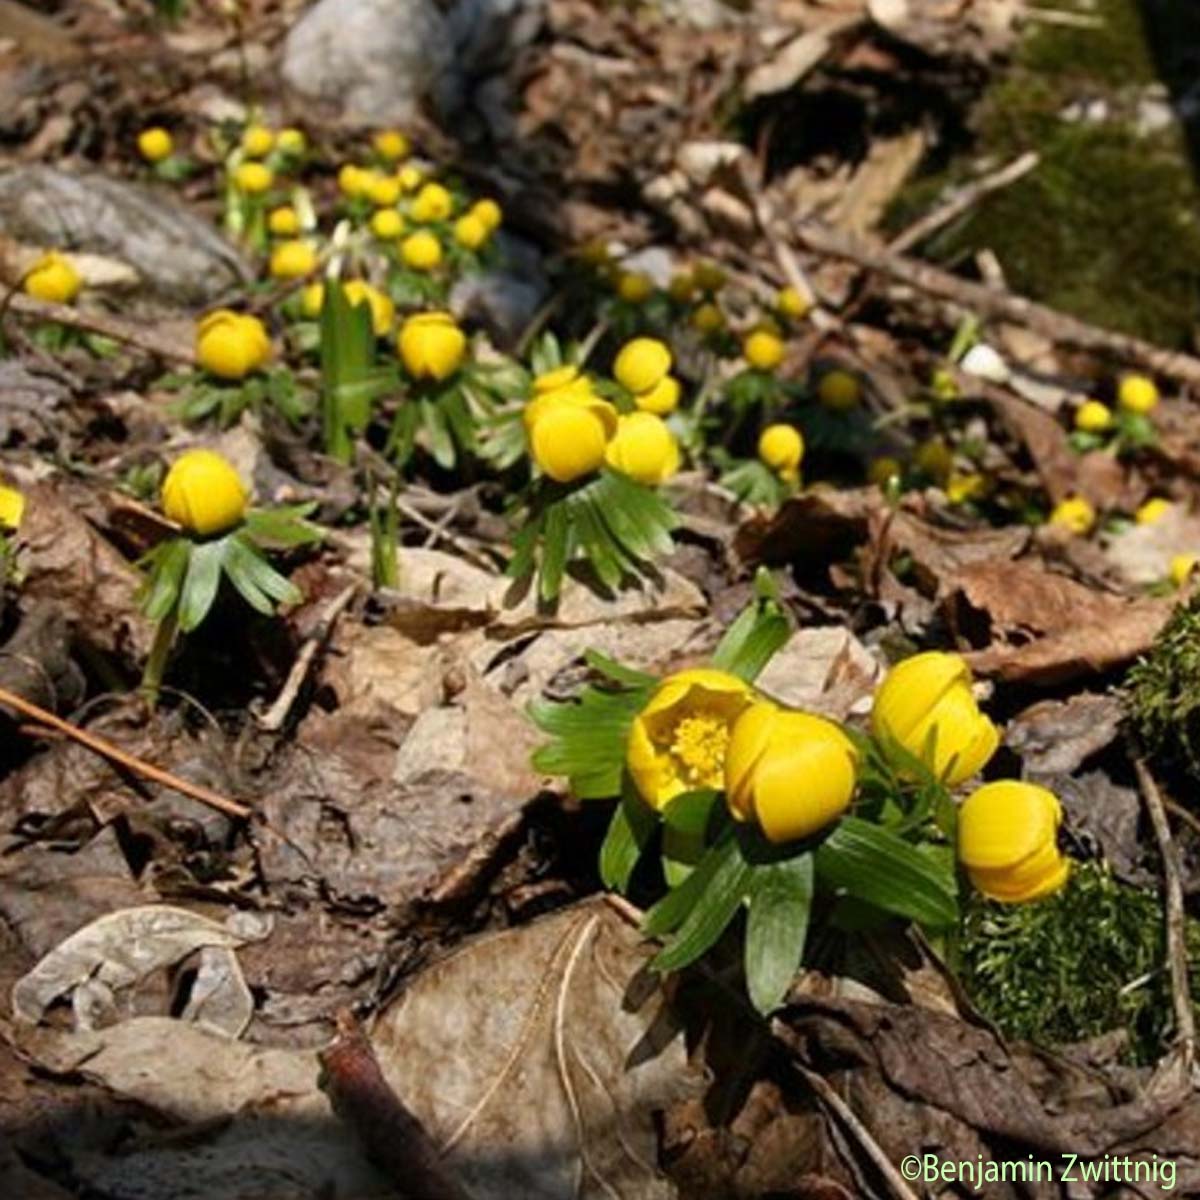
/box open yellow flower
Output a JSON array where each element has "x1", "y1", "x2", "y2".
[
  {"x1": 454, "y1": 213, "x2": 489, "y2": 250},
  {"x1": 777, "y1": 286, "x2": 810, "y2": 320},
  {"x1": 268, "y1": 205, "x2": 300, "y2": 236},
  {"x1": 268, "y1": 240, "x2": 317, "y2": 279},
  {"x1": 817, "y1": 368, "x2": 860, "y2": 410},
  {"x1": 0, "y1": 485, "x2": 25, "y2": 530},
  {"x1": 616, "y1": 270, "x2": 653, "y2": 304},
  {"x1": 758, "y1": 424, "x2": 804, "y2": 480},
  {"x1": 605, "y1": 412, "x2": 680, "y2": 486},
  {"x1": 470, "y1": 198, "x2": 502, "y2": 233},
  {"x1": 397, "y1": 311, "x2": 465, "y2": 380},
  {"x1": 401, "y1": 230, "x2": 442, "y2": 271},
  {"x1": 726, "y1": 702, "x2": 857, "y2": 843},
  {"x1": 1118, "y1": 373, "x2": 1158, "y2": 414},
  {"x1": 627, "y1": 669, "x2": 754, "y2": 810},
  {"x1": 24, "y1": 252, "x2": 81, "y2": 304},
  {"x1": 1049, "y1": 495, "x2": 1095, "y2": 535},
  {"x1": 161, "y1": 449, "x2": 248, "y2": 537},
  {"x1": 241, "y1": 124, "x2": 275, "y2": 158},
  {"x1": 1074, "y1": 399, "x2": 1112, "y2": 433},
  {"x1": 634, "y1": 375, "x2": 681, "y2": 416},
  {"x1": 744, "y1": 329, "x2": 785, "y2": 372},
  {"x1": 958, "y1": 780, "x2": 1069, "y2": 903},
  {"x1": 411, "y1": 181, "x2": 453, "y2": 223},
  {"x1": 614, "y1": 337, "x2": 671, "y2": 395},
  {"x1": 371, "y1": 208, "x2": 405, "y2": 239},
  {"x1": 137, "y1": 127, "x2": 173, "y2": 163},
  {"x1": 234, "y1": 162, "x2": 273, "y2": 194},
  {"x1": 373, "y1": 129, "x2": 410, "y2": 161},
  {"x1": 872, "y1": 651, "x2": 999, "y2": 786},
  {"x1": 195, "y1": 310, "x2": 272, "y2": 380},
  {"x1": 344, "y1": 281, "x2": 395, "y2": 337}
]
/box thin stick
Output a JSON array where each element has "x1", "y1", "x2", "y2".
[
  {"x1": 0, "y1": 683, "x2": 251, "y2": 820},
  {"x1": 888, "y1": 152, "x2": 1040, "y2": 254},
  {"x1": 1133, "y1": 757, "x2": 1196, "y2": 1069},
  {"x1": 257, "y1": 583, "x2": 358, "y2": 732}
]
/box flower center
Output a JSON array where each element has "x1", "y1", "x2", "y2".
[{"x1": 669, "y1": 713, "x2": 729, "y2": 789}]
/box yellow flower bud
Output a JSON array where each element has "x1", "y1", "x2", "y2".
[
  {"x1": 400, "y1": 230, "x2": 442, "y2": 271},
  {"x1": 161, "y1": 449, "x2": 248, "y2": 537},
  {"x1": 268, "y1": 239, "x2": 317, "y2": 279},
  {"x1": 370, "y1": 208, "x2": 405, "y2": 239},
  {"x1": 368, "y1": 175, "x2": 402, "y2": 208},
  {"x1": 338, "y1": 164, "x2": 371, "y2": 198},
  {"x1": 343, "y1": 281, "x2": 395, "y2": 337},
  {"x1": 817, "y1": 368, "x2": 861, "y2": 411},
  {"x1": 1136, "y1": 497, "x2": 1171, "y2": 525},
  {"x1": 614, "y1": 337, "x2": 671, "y2": 395},
  {"x1": 23, "y1": 252, "x2": 81, "y2": 304},
  {"x1": 234, "y1": 162, "x2": 273, "y2": 194},
  {"x1": 454, "y1": 213, "x2": 489, "y2": 250},
  {"x1": 627, "y1": 669, "x2": 754, "y2": 810},
  {"x1": 758, "y1": 424, "x2": 804, "y2": 478},
  {"x1": 531, "y1": 364, "x2": 593, "y2": 402},
  {"x1": 0, "y1": 485, "x2": 25, "y2": 530},
  {"x1": 690, "y1": 302, "x2": 724, "y2": 333},
  {"x1": 615, "y1": 270, "x2": 653, "y2": 304},
  {"x1": 277, "y1": 128, "x2": 306, "y2": 155},
  {"x1": 915, "y1": 437, "x2": 953, "y2": 484},
  {"x1": 1074, "y1": 399, "x2": 1112, "y2": 433},
  {"x1": 241, "y1": 125, "x2": 275, "y2": 158},
  {"x1": 726, "y1": 702, "x2": 857, "y2": 844},
  {"x1": 777, "y1": 286, "x2": 810, "y2": 320},
  {"x1": 743, "y1": 329, "x2": 785, "y2": 372},
  {"x1": 1170, "y1": 554, "x2": 1197, "y2": 589},
  {"x1": 634, "y1": 375, "x2": 681, "y2": 416},
  {"x1": 470, "y1": 198, "x2": 502, "y2": 233},
  {"x1": 871, "y1": 651, "x2": 999, "y2": 786},
  {"x1": 524, "y1": 383, "x2": 618, "y2": 485},
  {"x1": 946, "y1": 472, "x2": 987, "y2": 505},
  {"x1": 605, "y1": 412, "x2": 680, "y2": 486},
  {"x1": 411, "y1": 181, "x2": 453, "y2": 223},
  {"x1": 267, "y1": 205, "x2": 300, "y2": 236},
  {"x1": 692, "y1": 261, "x2": 725, "y2": 292},
  {"x1": 396, "y1": 163, "x2": 425, "y2": 193},
  {"x1": 372, "y1": 129, "x2": 410, "y2": 161},
  {"x1": 137, "y1": 127, "x2": 173, "y2": 163},
  {"x1": 301, "y1": 283, "x2": 324, "y2": 319},
  {"x1": 397, "y1": 311, "x2": 465, "y2": 381},
  {"x1": 868, "y1": 456, "x2": 902, "y2": 486},
  {"x1": 1118, "y1": 373, "x2": 1158, "y2": 414},
  {"x1": 958, "y1": 780, "x2": 1069, "y2": 903},
  {"x1": 668, "y1": 272, "x2": 696, "y2": 303},
  {"x1": 195, "y1": 309, "x2": 272, "y2": 380},
  {"x1": 1049, "y1": 495, "x2": 1095, "y2": 535}
]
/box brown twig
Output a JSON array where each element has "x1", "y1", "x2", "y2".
[
  {"x1": 319, "y1": 1010, "x2": 476, "y2": 1200},
  {"x1": 1133, "y1": 757, "x2": 1197, "y2": 1074},
  {"x1": 0, "y1": 683, "x2": 251, "y2": 821}
]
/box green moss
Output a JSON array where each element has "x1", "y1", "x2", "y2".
[
  {"x1": 888, "y1": 0, "x2": 1200, "y2": 347},
  {"x1": 960, "y1": 861, "x2": 1199, "y2": 1064}
]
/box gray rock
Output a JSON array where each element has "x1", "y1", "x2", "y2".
[
  {"x1": 281, "y1": 0, "x2": 453, "y2": 126},
  {"x1": 0, "y1": 166, "x2": 248, "y2": 306},
  {"x1": 449, "y1": 231, "x2": 549, "y2": 348}
]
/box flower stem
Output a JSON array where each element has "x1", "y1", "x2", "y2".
[{"x1": 141, "y1": 610, "x2": 178, "y2": 706}]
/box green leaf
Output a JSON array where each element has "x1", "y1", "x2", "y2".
[
  {"x1": 661, "y1": 790, "x2": 719, "y2": 887},
  {"x1": 711, "y1": 567, "x2": 790, "y2": 682},
  {"x1": 140, "y1": 538, "x2": 190, "y2": 622},
  {"x1": 177, "y1": 539, "x2": 225, "y2": 632},
  {"x1": 222, "y1": 536, "x2": 301, "y2": 615},
  {"x1": 387, "y1": 402, "x2": 420, "y2": 467},
  {"x1": 539, "y1": 500, "x2": 571, "y2": 603},
  {"x1": 572, "y1": 494, "x2": 625, "y2": 590},
  {"x1": 600, "y1": 778, "x2": 658, "y2": 893},
  {"x1": 242, "y1": 506, "x2": 324, "y2": 549},
  {"x1": 815, "y1": 817, "x2": 957, "y2": 929},
  {"x1": 320, "y1": 282, "x2": 378, "y2": 462},
  {"x1": 745, "y1": 853, "x2": 813, "y2": 1014},
  {"x1": 584, "y1": 651, "x2": 656, "y2": 688},
  {"x1": 421, "y1": 397, "x2": 456, "y2": 470}
]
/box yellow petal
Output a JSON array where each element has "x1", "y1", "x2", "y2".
[
  {"x1": 958, "y1": 780, "x2": 1060, "y2": 871},
  {"x1": 724, "y1": 701, "x2": 778, "y2": 821}
]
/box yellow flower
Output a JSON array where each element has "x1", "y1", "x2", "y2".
[
  {"x1": 915, "y1": 437, "x2": 953, "y2": 484},
  {"x1": 777, "y1": 286, "x2": 810, "y2": 320},
  {"x1": 23, "y1": 252, "x2": 80, "y2": 304},
  {"x1": 1170, "y1": 554, "x2": 1197, "y2": 589},
  {"x1": 616, "y1": 270, "x2": 653, "y2": 304},
  {"x1": 817, "y1": 368, "x2": 860, "y2": 410},
  {"x1": 605, "y1": 412, "x2": 680, "y2": 485},
  {"x1": 267, "y1": 205, "x2": 300, "y2": 236},
  {"x1": 868, "y1": 456, "x2": 902, "y2": 486},
  {"x1": 1074, "y1": 399, "x2": 1113, "y2": 433},
  {"x1": 268, "y1": 240, "x2": 317, "y2": 279},
  {"x1": 161, "y1": 449, "x2": 248, "y2": 536},
  {"x1": 369, "y1": 175, "x2": 402, "y2": 208},
  {"x1": 371, "y1": 208, "x2": 405, "y2": 239},
  {"x1": 397, "y1": 311, "x2": 465, "y2": 381},
  {"x1": 690, "y1": 302, "x2": 724, "y2": 333},
  {"x1": 234, "y1": 162, "x2": 273, "y2": 194},
  {"x1": 411, "y1": 181, "x2": 453, "y2": 223},
  {"x1": 301, "y1": 283, "x2": 324, "y2": 319},
  {"x1": 0, "y1": 485, "x2": 25, "y2": 530},
  {"x1": 946, "y1": 472, "x2": 987, "y2": 505},
  {"x1": 396, "y1": 163, "x2": 425, "y2": 192},
  {"x1": 871, "y1": 651, "x2": 999, "y2": 786},
  {"x1": 758, "y1": 424, "x2": 804, "y2": 479},
  {"x1": 668, "y1": 272, "x2": 696, "y2": 303},
  {"x1": 400, "y1": 230, "x2": 442, "y2": 271},
  {"x1": 627, "y1": 669, "x2": 754, "y2": 810},
  {"x1": 1049, "y1": 495, "x2": 1095, "y2": 535},
  {"x1": 344, "y1": 281, "x2": 396, "y2": 337},
  {"x1": 277, "y1": 128, "x2": 306, "y2": 155},
  {"x1": 1118, "y1": 373, "x2": 1158, "y2": 414},
  {"x1": 373, "y1": 129, "x2": 410, "y2": 161},
  {"x1": 930, "y1": 365, "x2": 958, "y2": 402},
  {"x1": 525, "y1": 387, "x2": 618, "y2": 484},
  {"x1": 1136, "y1": 497, "x2": 1171, "y2": 525},
  {"x1": 137, "y1": 127, "x2": 173, "y2": 163},
  {"x1": 726, "y1": 702, "x2": 857, "y2": 843},
  {"x1": 531, "y1": 364, "x2": 593, "y2": 403},
  {"x1": 338, "y1": 164, "x2": 371, "y2": 198},
  {"x1": 470, "y1": 198, "x2": 502, "y2": 233},
  {"x1": 241, "y1": 124, "x2": 275, "y2": 158},
  {"x1": 692, "y1": 261, "x2": 725, "y2": 293},
  {"x1": 454, "y1": 213, "x2": 489, "y2": 250},
  {"x1": 743, "y1": 329, "x2": 785, "y2": 372},
  {"x1": 958, "y1": 780, "x2": 1069, "y2": 903},
  {"x1": 634, "y1": 375, "x2": 681, "y2": 416},
  {"x1": 195, "y1": 309, "x2": 272, "y2": 380},
  {"x1": 614, "y1": 337, "x2": 671, "y2": 395}
]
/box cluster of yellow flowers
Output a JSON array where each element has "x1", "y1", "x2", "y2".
[
  {"x1": 1073, "y1": 372, "x2": 1159, "y2": 433},
  {"x1": 626, "y1": 649, "x2": 1067, "y2": 903}
]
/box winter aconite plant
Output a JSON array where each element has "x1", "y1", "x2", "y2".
[{"x1": 532, "y1": 574, "x2": 1070, "y2": 1013}]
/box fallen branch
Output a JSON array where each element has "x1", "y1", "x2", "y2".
[
  {"x1": 0, "y1": 683, "x2": 251, "y2": 821},
  {"x1": 319, "y1": 1010, "x2": 476, "y2": 1200}
]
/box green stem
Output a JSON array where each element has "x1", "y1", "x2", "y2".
[{"x1": 141, "y1": 610, "x2": 179, "y2": 707}]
